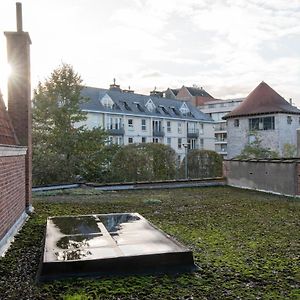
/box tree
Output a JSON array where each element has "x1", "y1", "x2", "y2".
[
  {"x1": 111, "y1": 143, "x2": 177, "y2": 182},
  {"x1": 237, "y1": 132, "x2": 278, "y2": 159},
  {"x1": 179, "y1": 150, "x2": 223, "y2": 179},
  {"x1": 32, "y1": 63, "x2": 108, "y2": 184}
]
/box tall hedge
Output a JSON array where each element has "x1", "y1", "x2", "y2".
[
  {"x1": 180, "y1": 149, "x2": 223, "y2": 179},
  {"x1": 111, "y1": 143, "x2": 176, "y2": 182}
]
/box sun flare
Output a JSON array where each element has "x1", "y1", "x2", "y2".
[{"x1": 3, "y1": 63, "x2": 12, "y2": 80}]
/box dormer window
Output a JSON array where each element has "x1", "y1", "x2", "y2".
[
  {"x1": 122, "y1": 101, "x2": 132, "y2": 111},
  {"x1": 145, "y1": 98, "x2": 156, "y2": 112},
  {"x1": 159, "y1": 105, "x2": 170, "y2": 115},
  {"x1": 134, "y1": 102, "x2": 145, "y2": 112},
  {"x1": 100, "y1": 94, "x2": 114, "y2": 109},
  {"x1": 179, "y1": 102, "x2": 190, "y2": 115},
  {"x1": 171, "y1": 106, "x2": 180, "y2": 116}
]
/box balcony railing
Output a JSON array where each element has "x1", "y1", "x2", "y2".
[
  {"x1": 153, "y1": 129, "x2": 165, "y2": 137},
  {"x1": 214, "y1": 125, "x2": 227, "y2": 131},
  {"x1": 187, "y1": 129, "x2": 199, "y2": 138},
  {"x1": 215, "y1": 138, "x2": 227, "y2": 143},
  {"x1": 106, "y1": 127, "x2": 125, "y2": 136}
]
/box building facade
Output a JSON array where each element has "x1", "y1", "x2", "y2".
[
  {"x1": 198, "y1": 98, "x2": 244, "y2": 157},
  {"x1": 165, "y1": 85, "x2": 215, "y2": 106},
  {"x1": 0, "y1": 3, "x2": 32, "y2": 255},
  {"x1": 79, "y1": 83, "x2": 215, "y2": 160},
  {"x1": 224, "y1": 82, "x2": 300, "y2": 158}
]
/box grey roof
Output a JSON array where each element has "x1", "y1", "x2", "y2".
[
  {"x1": 185, "y1": 86, "x2": 214, "y2": 98},
  {"x1": 170, "y1": 88, "x2": 180, "y2": 96},
  {"x1": 80, "y1": 86, "x2": 213, "y2": 122}
]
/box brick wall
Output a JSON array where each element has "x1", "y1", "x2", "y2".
[{"x1": 0, "y1": 153, "x2": 26, "y2": 240}]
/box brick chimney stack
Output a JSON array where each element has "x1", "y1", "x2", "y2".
[{"x1": 4, "y1": 2, "x2": 32, "y2": 210}]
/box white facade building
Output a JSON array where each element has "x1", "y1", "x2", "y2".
[
  {"x1": 198, "y1": 98, "x2": 244, "y2": 158},
  {"x1": 224, "y1": 82, "x2": 300, "y2": 158},
  {"x1": 79, "y1": 84, "x2": 215, "y2": 160}
]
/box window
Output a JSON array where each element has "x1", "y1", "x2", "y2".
[
  {"x1": 178, "y1": 123, "x2": 182, "y2": 134},
  {"x1": 153, "y1": 138, "x2": 159, "y2": 143},
  {"x1": 179, "y1": 102, "x2": 190, "y2": 115},
  {"x1": 167, "y1": 137, "x2": 171, "y2": 146},
  {"x1": 128, "y1": 137, "x2": 133, "y2": 144},
  {"x1": 199, "y1": 123, "x2": 204, "y2": 134},
  {"x1": 142, "y1": 137, "x2": 146, "y2": 143},
  {"x1": 141, "y1": 119, "x2": 146, "y2": 131},
  {"x1": 167, "y1": 121, "x2": 171, "y2": 132},
  {"x1": 287, "y1": 116, "x2": 292, "y2": 124},
  {"x1": 249, "y1": 116, "x2": 275, "y2": 130},
  {"x1": 159, "y1": 105, "x2": 170, "y2": 115},
  {"x1": 116, "y1": 137, "x2": 123, "y2": 145},
  {"x1": 145, "y1": 99, "x2": 156, "y2": 112},
  {"x1": 135, "y1": 103, "x2": 144, "y2": 112},
  {"x1": 234, "y1": 119, "x2": 239, "y2": 127},
  {"x1": 188, "y1": 138, "x2": 197, "y2": 149},
  {"x1": 200, "y1": 138, "x2": 204, "y2": 149},
  {"x1": 171, "y1": 107, "x2": 180, "y2": 116},
  {"x1": 178, "y1": 138, "x2": 182, "y2": 149},
  {"x1": 101, "y1": 94, "x2": 114, "y2": 109},
  {"x1": 208, "y1": 104, "x2": 215, "y2": 108},
  {"x1": 128, "y1": 119, "x2": 133, "y2": 130},
  {"x1": 123, "y1": 101, "x2": 132, "y2": 111}
]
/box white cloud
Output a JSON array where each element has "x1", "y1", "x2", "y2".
[{"x1": 0, "y1": 0, "x2": 300, "y2": 105}]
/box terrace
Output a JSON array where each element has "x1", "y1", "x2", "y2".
[{"x1": 0, "y1": 186, "x2": 299, "y2": 299}]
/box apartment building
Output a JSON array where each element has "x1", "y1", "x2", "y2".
[
  {"x1": 198, "y1": 98, "x2": 244, "y2": 157},
  {"x1": 79, "y1": 83, "x2": 215, "y2": 160}
]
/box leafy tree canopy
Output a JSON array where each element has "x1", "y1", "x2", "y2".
[{"x1": 32, "y1": 63, "x2": 108, "y2": 184}]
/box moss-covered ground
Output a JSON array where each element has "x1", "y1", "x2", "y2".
[{"x1": 0, "y1": 186, "x2": 299, "y2": 299}]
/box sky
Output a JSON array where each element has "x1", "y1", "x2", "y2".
[{"x1": 1, "y1": 0, "x2": 300, "y2": 106}]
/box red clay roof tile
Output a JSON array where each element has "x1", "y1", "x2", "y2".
[{"x1": 223, "y1": 81, "x2": 300, "y2": 119}]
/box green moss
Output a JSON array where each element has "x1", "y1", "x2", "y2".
[{"x1": 0, "y1": 187, "x2": 299, "y2": 299}]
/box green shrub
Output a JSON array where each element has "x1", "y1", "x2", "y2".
[
  {"x1": 111, "y1": 143, "x2": 176, "y2": 182},
  {"x1": 180, "y1": 149, "x2": 223, "y2": 179}
]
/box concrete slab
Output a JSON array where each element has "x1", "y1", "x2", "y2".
[{"x1": 38, "y1": 213, "x2": 197, "y2": 281}]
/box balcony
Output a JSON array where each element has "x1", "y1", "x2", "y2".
[
  {"x1": 215, "y1": 138, "x2": 227, "y2": 144},
  {"x1": 214, "y1": 124, "x2": 227, "y2": 131},
  {"x1": 187, "y1": 129, "x2": 199, "y2": 138},
  {"x1": 153, "y1": 129, "x2": 165, "y2": 137},
  {"x1": 106, "y1": 128, "x2": 125, "y2": 136}
]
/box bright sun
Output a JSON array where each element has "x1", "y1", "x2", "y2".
[
  {"x1": 0, "y1": 63, "x2": 12, "y2": 84},
  {"x1": 4, "y1": 63, "x2": 12, "y2": 80}
]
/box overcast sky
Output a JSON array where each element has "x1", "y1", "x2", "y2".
[{"x1": 1, "y1": 0, "x2": 300, "y2": 105}]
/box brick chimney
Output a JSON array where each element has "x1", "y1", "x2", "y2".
[{"x1": 4, "y1": 3, "x2": 32, "y2": 211}]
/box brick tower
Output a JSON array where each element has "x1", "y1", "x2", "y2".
[{"x1": 4, "y1": 2, "x2": 32, "y2": 210}]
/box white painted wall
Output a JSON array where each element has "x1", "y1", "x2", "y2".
[
  {"x1": 82, "y1": 111, "x2": 215, "y2": 157},
  {"x1": 227, "y1": 113, "x2": 300, "y2": 158}
]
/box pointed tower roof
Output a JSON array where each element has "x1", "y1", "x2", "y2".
[
  {"x1": 0, "y1": 91, "x2": 19, "y2": 145},
  {"x1": 223, "y1": 82, "x2": 300, "y2": 119}
]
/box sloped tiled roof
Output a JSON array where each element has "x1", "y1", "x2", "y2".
[
  {"x1": 185, "y1": 86, "x2": 214, "y2": 98},
  {"x1": 223, "y1": 82, "x2": 300, "y2": 119},
  {"x1": 0, "y1": 91, "x2": 19, "y2": 145},
  {"x1": 170, "y1": 88, "x2": 179, "y2": 96},
  {"x1": 81, "y1": 87, "x2": 213, "y2": 122}
]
